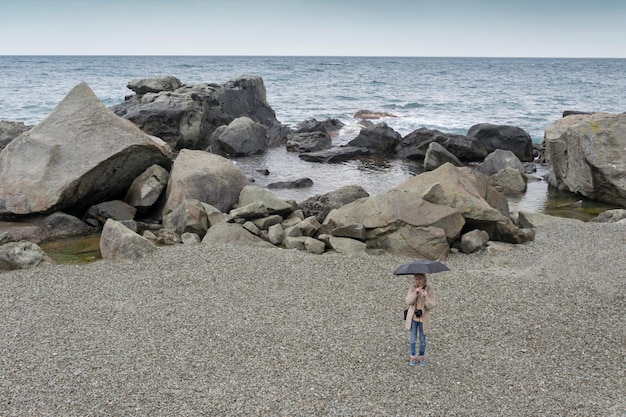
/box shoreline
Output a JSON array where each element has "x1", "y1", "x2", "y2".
[{"x1": 1, "y1": 220, "x2": 624, "y2": 415}]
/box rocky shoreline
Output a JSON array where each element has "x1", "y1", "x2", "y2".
[{"x1": 1, "y1": 219, "x2": 624, "y2": 416}]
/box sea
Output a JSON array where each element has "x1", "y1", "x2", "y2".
[{"x1": 2, "y1": 56, "x2": 626, "y2": 220}]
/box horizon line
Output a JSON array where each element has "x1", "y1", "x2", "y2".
[{"x1": 1, "y1": 54, "x2": 625, "y2": 60}]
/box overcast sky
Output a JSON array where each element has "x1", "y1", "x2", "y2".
[{"x1": 1, "y1": 0, "x2": 625, "y2": 57}]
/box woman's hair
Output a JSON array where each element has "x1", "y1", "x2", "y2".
[{"x1": 414, "y1": 274, "x2": 427, "y2": 286}]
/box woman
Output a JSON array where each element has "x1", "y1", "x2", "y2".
[{"x1": 405, "y1": 273, "x2": 436, "y2": 366}]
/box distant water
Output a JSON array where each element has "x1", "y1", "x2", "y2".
[{"x1": 1, "y1": 56, "x2": 625, "y2": 218}]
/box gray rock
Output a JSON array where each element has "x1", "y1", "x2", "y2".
[
  {"x1": 460, "y1": 229, "x2": 490, "y2": 253},
  {"x1": 0, "y1": 83, "x2": 172, "y2": 216},
  {"x1": 0, "y1": 120, "x2": 32, "y2": 151},
  {"x1": 489, "y1": 167, "x2": 527, "y2": 194},
  {"x1": 252, "y1": 215, "x2": 284, "y2": 230},
  {"x1": 163, "y1": 149, "x2": 248, "y2": 215},
  {"x1": 112, "y1": 75, "x2": 281, "y2": 151},
  {"x1": 0, "y1": 241, "x2": 52, "y2": 271},
  {"x1": 424, "y1": 141, "x2": 463, "y2": 171},
  {"x1": 227, "y1": 201, "x2": 269, "y2": 222},
  {"x1": 201, "y1": 222, "x2": 275, "y2": 249},
  {"x1": 328, "y1": 236, "x2": 367, "y2": 254},
  {"x1": 517, "y1": 211, "x2": 583, "y2": 228},
  {"x1": 155, "y1": 228, "x2": 181, "y2": 245},
  {"x1": 545, "y1": 113, "x2": 626, "y2": 206},
  {"x1": 394, "y1": 163, "x2": 533, "y2": 244},
  {"x1": 304, "y1": 237, "x2": 326, "y2": 254},
  {"x1": 294, "y1": 118, "x2": 344, "y2": 136},
  {"x1": 298, "y1": 146, "x2": 371, "y2": 163},
  {"x1": 299, "y1": 185, "x2": 370, "y2": 223},
  {"x1": 591, "y1": 209, "x2": 626, "y2": 223},
  {"x1": 181, "y1": 232, "x2": 201, "y2": 245},
  {"x1": 268, "y1": 223, "x2": 285, "y2": 245},
  {"x1": 286, "y1": 131, "x2": 332, "y2": 153},
  {"x1": 347, "y1": 122, "x2": 401, "y2": 154},
  {"x1": 85, "y1": 200, "x2": 137, "y2": 225},
  {"x1": 124, "y1": 164, "x2": 170, "y2": 213},
  {"x1": 238, "y1": 185, "x2": 293, "y2": 217},
  {"x1": 479, "y1": 149, "x2": 525, "y2": 176},
  {"x1": 99, "y1": 219, "x2": 158, "y2": 262},
  {"x1": 395, "y1": 127, "x2": 475, "y2": 161},
  {"x1": 267, "y1": 178, "x2": 314, "y2": 189},
  {"x1": 162, "y1": 199, "x2": 209, "y2": 238},
  {"x1": 127, "y1": 76, "x2": 183, "y2": 94},
  {"x1": 466, "y1": 123, "x2": 534, "y2": 162},
  {"x1": 210, "y1": 116, "x2": 268, "y2": 157}
]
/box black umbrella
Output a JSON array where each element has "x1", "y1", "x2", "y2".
[{"x1": 393, "y1": 259, "x2": 450, "y2": 275}]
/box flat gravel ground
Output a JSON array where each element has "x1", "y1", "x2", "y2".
[{"x1": 1, "y1": 221, "x2": 624, "y2": 416}]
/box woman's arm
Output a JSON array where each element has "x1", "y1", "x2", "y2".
[
  {"x1": 424, "y1": 287, "x2": 436, "y2": 310},
  {"x1": 405, "y1": 287, "x2": 418, "y2": 305}
]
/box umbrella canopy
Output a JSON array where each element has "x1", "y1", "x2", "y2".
[{"x1": 393, "y1": 259, "x2": 450, "y2": 275}]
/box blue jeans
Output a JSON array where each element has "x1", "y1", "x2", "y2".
[{"x1": 408, "y1": 320, "x2": 426, "y2": 357}]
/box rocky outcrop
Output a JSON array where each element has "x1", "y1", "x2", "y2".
[
  {"x1": 544, "y1": 113, "x2": 626, "y2": 206},
  {"x1": 0, "y1": 83, "x2": 172, "y2": 217},
  {"x1": 322, "y1": 188, "x2": 466, "y2": 258},
  {"x1": 111, "y1": 75, "x2": 282, "y2": 151},
  {"x1": 162, "y1": 149, "x2": 249, "y2": 215},
  {"x1": 393, "y1": 163, "x2": 535, "y2": 244}
]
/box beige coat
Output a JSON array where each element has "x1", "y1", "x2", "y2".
[{"x1": 404, "y1": 285, "x2": 436, "y2": 333}]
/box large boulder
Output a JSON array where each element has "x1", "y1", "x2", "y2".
[
  {"x1": 395, "y1": 128, "x2": 479, "y2": 161},
  {"x1": 479, "y1": 149, "x2": 525, "y2": 176},
  {"x1": 162, "y1": 149, "x2": 249, "y2": 215},
  {"x1": 393, "y1": 163, "x2": 534, "y2": 244},
  {"x1": 0, "y1": 83, "x2": 172, "y2": 217},
  {"x1": 111, "y1": 75, "x2": 282, "y2": 151},
  {"x1": 323, "y1": 189, "x2": 465, "y2": 243},
  {"x1": 347, "y1": 122, "x2": 401, "y2": 154},
  {"x1": 544, "y1": 113, "x2": 626, "y2": 206},
  {"x1": 299, "y1": 185, "x2": 370, "y2": 223},
  {"x1": 322, "y1": 189, "x2": 465, "y2": 258},
  {"x1": 99, "y1": 219, "x2": 158, "y2": 262},
  {"x1": 466, "y1": 123, "x2": 534, "y2": 162},
  {"x1": 209, "y1": 116, "x2": 268, "y2": 157}
]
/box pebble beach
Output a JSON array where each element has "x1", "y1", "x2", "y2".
[{"x1": 1, "y1": 220, "x2": 624, "y2": 416}]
